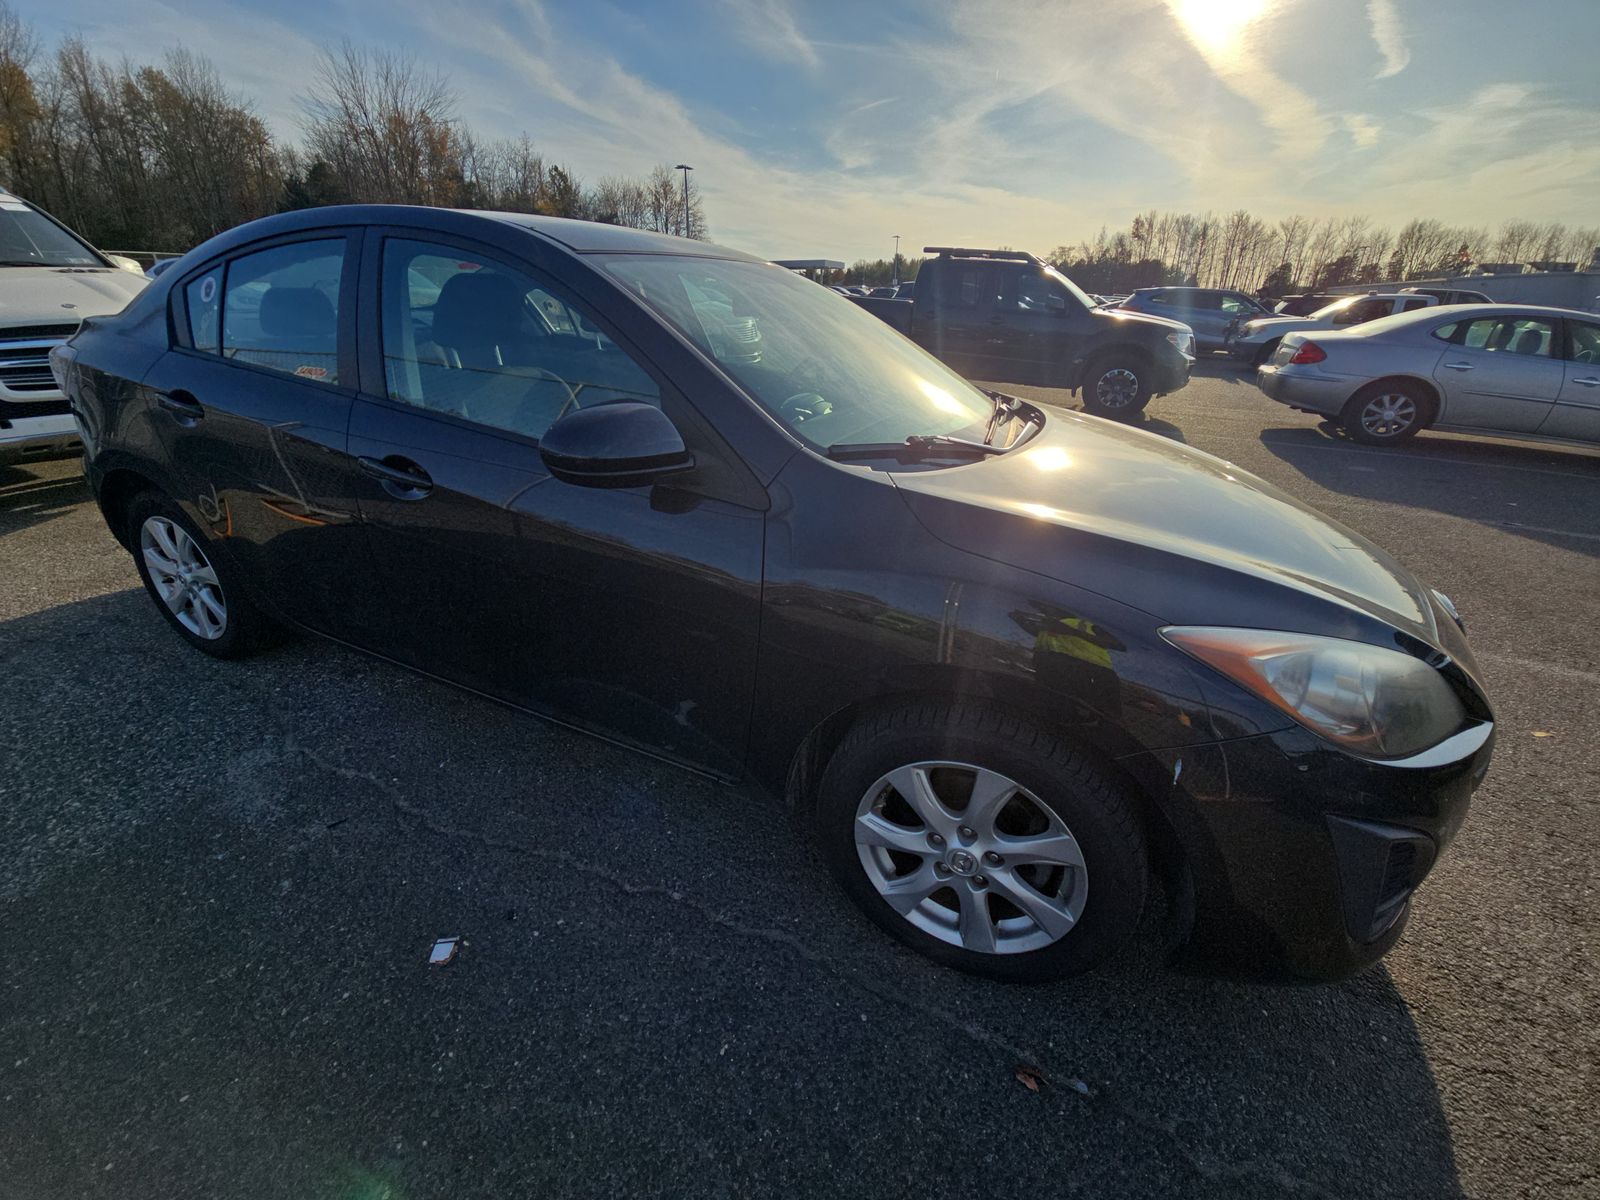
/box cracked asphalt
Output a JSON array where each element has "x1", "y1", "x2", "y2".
[{"x1": 3, "y1": 362, "x2": 1597, "y2": 1198}]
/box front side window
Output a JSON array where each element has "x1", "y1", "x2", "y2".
[
  {"x1": 1569, "y1": 320, "x2": 1600, "y2": 363},
  {"x1": 221, "y1": 239, "x2": 344, "y2": 383},
  {"x1": 380, "y1": 238, "x2": 659, "y2": 440},
  {"x1": 603, "y1": 254, "x2": 991, "y2": 449}
]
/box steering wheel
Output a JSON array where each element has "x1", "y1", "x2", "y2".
[
  {"x1": 779, "y1": 392, "x2": 833, "y2": 423},
  {"x1": 514, "y1": 367, "x2": 582, "y2": 429}
]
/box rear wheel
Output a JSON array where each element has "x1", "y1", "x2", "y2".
[
  {"x1": 1341, "y1": 381, "x2": 1429, "y2": 445},
  {"x1": 127, "y1": 491, "x2": 284, "y2": 658},
  {"x1": 815, "y1": 702, "x2": 1147, "y2": 982},
  {"x1": 1080, "y1": 356, "x2": 1153, "y2": 420}
]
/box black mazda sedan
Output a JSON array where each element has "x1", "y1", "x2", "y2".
[{"x1": 51, "y1": 207, "x2": 1494, "y2": 982}]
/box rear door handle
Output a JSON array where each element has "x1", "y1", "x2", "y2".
[
  {"x1": 1572, "y1": 376, "x2": 1600, "y2": 387},
  {"x1": 157, "y1": 390, "x2": 204, "y2": 421},
  {"x1": 1442, "y1": 362, "x2": 1475, "y2": 372},
  {"x1": 358, "y1": 455, "x2": 433, "y2": 498}
]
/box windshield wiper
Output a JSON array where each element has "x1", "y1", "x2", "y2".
[
  {"x1": 825, "y1": 434, "x2": 1006, "y2": 462},
  {"x1": 982, "y1": 390, "x2": 1026, "y2": 444}
]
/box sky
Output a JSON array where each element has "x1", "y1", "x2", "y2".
[{"x1": 14, "y1": 0, "x2": 1600, "y2": 261}]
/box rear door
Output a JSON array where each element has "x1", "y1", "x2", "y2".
[
  {"x1": 920, "y1": 261, "x2": 1004, "y2": 377},
  {"x1": 1430, "y1": 313, "x2": 1564, "y2": 432},
  {"x1": 147, "y1": 232, "x2": 370, "y2": 635},
  {"x1": 1541, "y1": 317, "x2": 1600, "y2": 441}
]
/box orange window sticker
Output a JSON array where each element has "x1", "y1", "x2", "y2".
[{"x1": 293, "y1": 365, "x2": 329, "y2": 380}]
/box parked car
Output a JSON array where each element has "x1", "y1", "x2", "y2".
[
  {"x1": 1228, "y1": 293, "x2": 1438, "y2": 365},
  {"x1": 146, "y1": 257, "x2": 180, "y2": 280},
  {"x1": 891, "y1": 280, "x2": 915, "y2": 300},
  {"x1": 1273, "y1": 293, "x2": 1344, "y2": 317},
  {"x1": 867, "y1": 285, "x2": 899, "y2": 298},
  {"x1": 0, "y1": 188, "x2": 148, "y2": 465},
  {"x1": 53, "y1": 205, "x2": 1493, "y2": 983},
  {"x1": 1258, "y1": 303, "x2": 1600, "y2": 446},
  {"x1": 1115, "y1": 287, "x2": 1276, "y2": 354},
  {"x1": 853, "y1": 248, "x2": 1193, "y2": 417},
  {"x1": 1400, "y1": 286, "x2": 1493, "y2": 306}
]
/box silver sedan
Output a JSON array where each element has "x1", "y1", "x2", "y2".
[{"x1": 1256, "y1": 304, "x2": 1600, "y2": 446}]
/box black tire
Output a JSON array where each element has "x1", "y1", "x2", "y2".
[
  {"x1": 1340, "y1": 381, "x2": 1429, "y2": 445},
  {"x1": 1252, "y1": 338, "x2": 1280, "y2": 367},
  {"x1": 1079, "y1": 355, "x2": 1153, "y2": 420},
  {"x1": 814, "y1": 701, "x2": 1147, "y2": 983},
  {"x1": 126, "y1": 490, "x2": 285, "y2": 658}
]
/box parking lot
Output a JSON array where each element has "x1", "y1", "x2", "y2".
[{"x1": 2, "y1": 361, "x2": 1596, "y2": 1199}]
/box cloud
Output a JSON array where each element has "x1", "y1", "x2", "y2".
[
  {"x1": 719, "y1": 0, "x2": 820, "y2": 70},
  {"x1": 1366, "y1": 0, "x2": 1411, "y2": 78},
  {"x1": 1342, "y1": 114, "x2": 1381, "y2": 148}
]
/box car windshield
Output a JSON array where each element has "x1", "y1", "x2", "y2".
[
  {"x1": 0, "y1": 202, "x2": 102, "y2": 266},
  {"x1": 601, "y1": 254, "x2": 992, "y2": 448}
]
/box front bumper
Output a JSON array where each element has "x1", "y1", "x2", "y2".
[
  {"x1": 0, "y1": 410, "x2": 80, "y2": 462},
  {"x1": 1151, "y1": 347, "x2": 1194, "y2": 395},
  {"x1": 1119, "y1": 720, "x2": 1491, "y2": 981}
]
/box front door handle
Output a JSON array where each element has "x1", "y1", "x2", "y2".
[
  {"x1": 157, "y1": 390, "x2": 204, "y2": 422},
  {"x1": 1442, "y1": 362, "x2": 1475, "y2": 372},
  {"x1": 358, "y1": 455, "x2": 433, "y2": 499},
  {"x1": 1571, "y1": 376, "x2": 1600, "y2": 387}
]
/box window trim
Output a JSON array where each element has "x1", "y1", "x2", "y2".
[{"x1": 167, "y1": 228, "x2": 362, "y2": 395}]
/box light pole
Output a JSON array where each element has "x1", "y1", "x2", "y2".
[
  {"x1": 675, "y1": 164, "x2": 693, "y2": 238},
  {"x1": 892, "y1": 234, "x2": 901, "y2": 285}
]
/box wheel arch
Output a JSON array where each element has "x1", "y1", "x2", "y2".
[
  {"x1": 1072, "y1": 341, "x2": 1156, "y2": 393},
  {"x1": 97, "y1": 466, "x2": 164, "y2": 550}
]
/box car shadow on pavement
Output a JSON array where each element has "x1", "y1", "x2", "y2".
[
  {"x1": 1258, "y1": 424, "x2": 1600, "y2": 558},
  {"x1": 0, "y1": 462, "x2": 90, "y2": 537},
  {"x1": 0, "y1": 590, "x2": 1466, "y2": 1199}
]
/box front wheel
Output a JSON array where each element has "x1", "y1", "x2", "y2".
[
  {"x1": 814, "y1": 702, "x2": 1147, "y2": 982},
  {"x1": 1079, "y1": 356, "x2": 1153, "y2": 420},
  {"x1": 1341, "y1": 382, "x2": 1428, "y2": 445}
]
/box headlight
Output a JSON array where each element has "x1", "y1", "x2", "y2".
[
  {"x1": 1161, "y1": 627, "x2": 1467, "y2": 759},
  {"x1": 1166, "y1": 330, "x2": 1193, "y2": 354}
]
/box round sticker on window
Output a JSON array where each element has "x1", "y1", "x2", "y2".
[{"x1": 199, "y1": 275, "x2": 216, "y2": 304}]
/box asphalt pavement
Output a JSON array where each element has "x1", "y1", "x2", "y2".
[{"x1": 2, "y1": 362, "x2": 1596, "y2": 1198}]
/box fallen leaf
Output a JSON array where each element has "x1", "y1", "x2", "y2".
[
  {"x1": 1015, "y1": 1064, "x2": 1045, "y2": 1092},
  {"x1": 1531, "y1": 731, "x2": 1555, "y2": 739}
]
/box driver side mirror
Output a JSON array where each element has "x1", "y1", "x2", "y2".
[{"x1": 539, "y1": 402, "x2": 695, "y2": 489}]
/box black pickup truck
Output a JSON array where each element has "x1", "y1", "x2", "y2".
[{"x1": 853, "y1": 247, "x2": 1195, "y2": 417}]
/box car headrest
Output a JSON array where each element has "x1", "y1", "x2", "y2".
[
  {"x1": 431, "y1": 272, "x2": 526, "y2": 349},
  {"x1": 259, "y1": 287, "x2": 335, "y2": 339},
  {"x1": 1510, "y1": 328, "x2": 1544, "y2": 356}
]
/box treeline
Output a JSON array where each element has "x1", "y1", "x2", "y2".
[
  {"x1": 844, "y1": 256, "x2": 925, "y2": 286},
  {"x1": 1050, "y1": 210, "x2": 1600, "y2": 297},
  {"x1": 0, "y1": 6, "x2": 706, "y2": 253}
]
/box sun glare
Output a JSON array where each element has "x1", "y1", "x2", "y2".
[{"x1": 1173, "y1": 0, "x2": 1270, "y2": 56}]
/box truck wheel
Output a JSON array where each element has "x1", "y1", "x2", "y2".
[{"x1": 1080, "y1": 357, "x2": 1152, "y2": 419}]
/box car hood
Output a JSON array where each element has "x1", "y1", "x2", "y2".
[
  {"x1": 1242, "y1": 314, "x2": 1319, "y2": 336},
  {"x1": 1095, "y1": 308, "x2": 1192, "y2": 336},
  {"x1": 0, "y1": 266, "x2": 148, "y2": 326},
  {"x1": 890, "y1": 410, "x2": 1440, "y2": 643}
]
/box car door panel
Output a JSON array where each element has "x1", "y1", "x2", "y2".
[
  {"x1": 149, "y1": 233, "x2": 370, "y2": 636},
  {"x1": 1432, "y1": 318, "x2": 1562, "y2": 432},
  {"x1": 349, "y1": 228, "x2": 766, "y2": 773},
  {"x1": 1541, "y1": 321, "x2": 1600, "y2": 441}
]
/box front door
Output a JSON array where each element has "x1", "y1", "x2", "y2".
[
  {"x1": 149, "y1": 233, "x2": 369, "y2": 635},
  {"x1": 1431, "y1": 313, "x2": 1564, "y2": 432},
  {"x1": 1540, "y1": 318, "x2": 1600, "y2": 442},
  {"x1": 349, "y1": 231, "x2": 766, "y2": 773}
]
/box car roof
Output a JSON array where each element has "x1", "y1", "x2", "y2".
[
  {"x1": 170, "y1": 204, "x2": 765, "y2": 267},
  {"x1": 1327, "y1": 301, "x2": 1598, "y2": 336}
]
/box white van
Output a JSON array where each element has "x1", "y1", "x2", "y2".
[{"x1": 0, "y1": 190, "x2": 147, "y2": 464}]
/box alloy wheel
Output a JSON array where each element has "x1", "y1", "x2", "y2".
[
  {"x1": 854, "y1": 761, "x2": 1089, "y2": 955},
  {"x1": 1359, "y1": 393, "x2": 1417, "y2": 438},
  {"x1": 1094, "y1": 367, "x2": 1141, "y2": 409},
  {"x1": 140, "y1": 516, "x2": 227, "y2": 640}
]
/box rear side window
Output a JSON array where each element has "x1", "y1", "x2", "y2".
[
  {"x1": 221, "y1": 239, "x2": 344, "y2": 384},
  {"x1": 1401, "y1": 298, "x2": 1431, "y2": 311},
  {"x1": 185, "y1": 270, "x2": 221, "y2": 353},
  {"x1": 1438, "y1": 316, "x2": 1555, "y2": 356}
]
